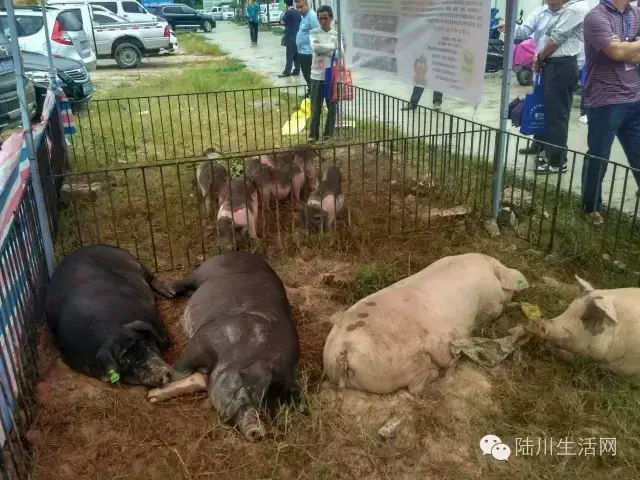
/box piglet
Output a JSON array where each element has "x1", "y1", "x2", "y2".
[
  {"x1": 216, "y1": 179, "x2": 258, "y2": 251},
  {"x1": 195, "y1": 148, "x2": 228, "y2": 217},
  {"x1": 527, "y1": 275, "x2": 640, "y2": 384},
  {"x1": 299, "y1": 164, "x2": 344, "y2": 231},
  {"x1": 270, "y1": 146, "x2": 316, "y2": 195},
  {"x1": 251, "y1": 163, "x2": 306, "y2": 211}
]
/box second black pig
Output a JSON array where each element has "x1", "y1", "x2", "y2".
[{"x1": 147, "y1": 252, "x2": 305, "y2": 441}]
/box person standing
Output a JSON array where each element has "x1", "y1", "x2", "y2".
[
  {"x1": 279, "y1": 0, "x2": 301, "y2": 77},
  {"x1": 499, "y1": 0, "x2": 564, "y2": 158},
  {"x1": 533, "y1": 0, "x2": 589, "y2": 174},
  {"x1": 400, "y1": 87, "x2": 443, "y2": 111},
  {"x1": 581, "y1": 0, "x2": 640, "y2": 225},
  {"x1": 247, "y1": 0, "x2": 260, "y2": 46},
  {"x1": 308, "y1": 5, "x2": 338, "y2": 142},
  {"x1": 295, "y1": 0, "x2": 320, "y2": 97}
]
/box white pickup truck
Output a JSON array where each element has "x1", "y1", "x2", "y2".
[
  {"x1": 91, "y1": 10, "x2": 174, "y2": 68},
  {"x1": 48, "y1": 4, "x2": 175, "y2": 69}
]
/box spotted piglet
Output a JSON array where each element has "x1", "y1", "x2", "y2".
[
  {"x1": 299, "y1": 164, "x2": 344, "y2": 232},
  {"x1": 196, "y1": 148, "x2": 229, "y2": 217},
  {"x1": 216, "y1": 179, "x2": 258, "y2": 251}
]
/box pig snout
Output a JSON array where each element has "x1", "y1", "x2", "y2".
[
  {"x1": 235, "y1": 407, "x2": 266, "y2": 442},
  {"x1": 141, "y1": 355, "x2": 173, "y2": 387}
]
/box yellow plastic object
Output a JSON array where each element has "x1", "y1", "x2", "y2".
[
  {"x1": 282, "y1": 98, "x2": 312, "y2": 136},
  {"x1": 520, "y1": 302, "x2": 542, "y2": 321}
]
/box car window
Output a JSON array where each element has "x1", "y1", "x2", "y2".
[
  {"x1": 64, "y1": 8, "x2": 84, "y2": 27},
  {"x1": 7, "y1": 16, "x2": 44, "y2": 37},
  {"x1": 164, "y1": 7, "x2": 182, "y2": 14},
  {"x1": 122, "y1": 1, "x2": 145, "y2": 14},
  {"x1": 147, "y1": 6, "x2": 158, "y2": 13},
  {"x1": 181, "y1": 6, "x2": 196, "y2": 14},
  {"x1": 93, "y1": 13, "x2": 118, "y2": 24},
  {"x1": 57, "y1": 10, "x2": 84, "y2": 31},
  {"x1": 91, "y1": 2, "x2": 118, "y2": 14}
]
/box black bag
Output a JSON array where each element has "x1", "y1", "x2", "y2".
[{"x1": 281, "y1": 34, "x2": 287, "y2": 47}]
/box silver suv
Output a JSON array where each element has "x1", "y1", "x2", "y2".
[
  {"x1": 0, "y1": 7, "x2": 97, "y2": 71},
  {"x1": 0, "y1": 30, "x2": 36, "y2": 133}
]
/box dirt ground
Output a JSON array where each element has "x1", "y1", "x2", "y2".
[
  {"x1": 27, "y1": 217, "x2": 640, "y2": 479},
  {"x1": 90, "y1": 52, "x2": 229, "y2": 92}
]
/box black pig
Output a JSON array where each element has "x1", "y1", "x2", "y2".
[
  {"x1": 45, "y1": 244, "x2": 175, "y2": 387},
  {"x1": 147, "y1": 251, "x2": 305, "y2": 441}
]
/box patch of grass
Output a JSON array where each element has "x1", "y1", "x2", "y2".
[
  {"x1": 345, "y1": 262, "x2": 401, "y2": 304},
  {"x1": 175, "y1": 32, "x2": 226, "y2": 56}
]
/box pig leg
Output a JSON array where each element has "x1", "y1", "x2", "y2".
[
  {"x1": 141, "y1": 264, "x2": 175, "y2": 298},
  {"x1": 204, "y1": 194, "x2": 213, "y2": 218},
  {"x1": 167, "y1": 274, "x2": 201, "y2": 297},
  {"x1": 147, "y1": 372, "x2": 207, "y2": 403}
]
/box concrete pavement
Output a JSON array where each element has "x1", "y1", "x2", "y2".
[{"x1": 204, "y1": 22, "x2": 639, "y2": 213}]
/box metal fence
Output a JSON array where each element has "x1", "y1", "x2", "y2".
[
  {"x1": 0, "y1": 103, "x2": 65, "y2": 477},
  {"x1": 62, "y1": 86, "x2": 640, "y2": 281}
]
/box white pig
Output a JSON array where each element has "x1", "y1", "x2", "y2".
[
  {"x1": 322, "y1": 253, "x2": 529, "y2": 395},
  {"x1": 527, "y1": 275, "x2": 640, "y2": 384}
]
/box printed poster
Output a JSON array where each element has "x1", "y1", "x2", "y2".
[{"x1": 344, "y1": 0, "x2": 492, "y2": 105}]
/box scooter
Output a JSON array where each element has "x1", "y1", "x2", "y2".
[
  {"x1": 485, "y1": 8, "x2": 504, "y2": 73},
  {"x1": 512, "y1": 10, "x2": 535, "y2": 86}
]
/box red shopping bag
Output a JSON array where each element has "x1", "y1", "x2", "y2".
[{"x1": 332, "y1": 55, "x2": 353, "y2": 102}]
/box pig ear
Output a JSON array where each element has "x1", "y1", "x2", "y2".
[
  {"x1": 495, "y1": 266, "x2": 527, "y2": 293},
  {"x1": 575, "y1": 275, "x2": 595, "y2": 294},
  {"x1": 123, "y1": 321, "x2": 167, "y2": 349},
  {"x1": 585, "y1": 295, "x2": 618, "y2": 326},
  {"x1": 239, "y1": 361, "x2": 273, "y2": 405}
]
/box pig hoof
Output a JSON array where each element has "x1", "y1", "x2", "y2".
[{"x1": 147, "y1": 389, "x2": 162, "y2": 403}]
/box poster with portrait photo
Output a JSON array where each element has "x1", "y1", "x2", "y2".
[{"x1": 344, "y1": 0, "x2": 491, "y2": 105}]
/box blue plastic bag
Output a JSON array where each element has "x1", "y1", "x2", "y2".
[
  {"x1": 520, "y1": 73, "x2": 545, "y2": 136},
  {"x1": 323, "y1": 52, "x2": 336, "y2": 100}
]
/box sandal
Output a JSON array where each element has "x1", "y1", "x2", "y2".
[{"x1": 585, "y1": 211, "x2": 604, "y2": 226}]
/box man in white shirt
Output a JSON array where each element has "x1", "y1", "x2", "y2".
[{"x1": 500, "y1": 0, "x2": 564, "y2": 156}]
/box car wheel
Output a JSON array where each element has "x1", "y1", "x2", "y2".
[
  {"x1": 202, "y1": 20, "x2": 213, "y2": 32},
  {"x1": 114, "y1": 43, "x2": 142, "y2": 69}
]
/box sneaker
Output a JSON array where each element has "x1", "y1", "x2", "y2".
[
  {"x1": 579, "y1": 115, "x2": 588, "y2": 124},
  {"x1": 307, "y1": 136, "x2": 318, "y2": 143},
  {"x1": 535, "y1": 162, "x2": 567, "y2": 174},
  {"x1": 278, "y1": 72, "x2": 291, "y2": 78},
  {"x1": 401, "y1": 104, "x2": 417, "y2": 111},
  {"x1": 584, "y1": 211, "x2": 604, "y2": 226},
  {"x1": 433, "y1": 102, "x2": 441, "y2": 110},
  {"x1": 519, "y1": 145, "x2": 542, "y2": 155},
  {"x1": 291, "y1": 70, "x2": 300, "y2": 76},
  {"x1": 532, "y1": 151, "x2": 547, "y2": 165}
]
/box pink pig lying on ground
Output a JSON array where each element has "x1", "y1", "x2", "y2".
[
  {"x1": 322, "y1": 253, "x2": 529, "y2": 395},
  {"x1": 527, "y1": 275, "x2": 640, "y2": 384}
]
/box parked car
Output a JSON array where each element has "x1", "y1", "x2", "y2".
[
  {"x1": 0, "y1": 7, "x2": 97, "y2": 72},
  {"x1": 198, "y1": 5, "x2": 222, "y2": 20},
  {"x1": 260, "y1": 7, "x2": 282, "y2": 25},
  {"x1": 221, "y1": 5, "x2": 235, "y2": 20},
  {"x1": 0, "y1": 31, "x2": 36, "y2": 132},
  {"x1": 90, "y1": 10, "x2": 173, "y2": 67},
  {"x1": 146, "y1": 3, "x2": 215, "y2": 32},
  {"x1": 22, "y1": 51, "x2": 93, "y2": 116},
  {"x1": 47, "y1": 0, "x2": 158, "y2": 23}
]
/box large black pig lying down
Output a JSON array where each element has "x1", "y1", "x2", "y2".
[
  {"x1": 147, "y1": 251, "x2": 305, "y2": 441},
  {"x1": 45, "y1": 244, "x2": 175, "y2": 386}
]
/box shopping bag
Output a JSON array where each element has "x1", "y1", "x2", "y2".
[
  {"x1": 519, "y1": 73, "x2": 544, "y2": 136},
  {"x1": 323, "y1": 52, "x2": 336, "y2": 101},
  {"x1": 332, "y1": 54, "x2": 353, "y2": 102}
]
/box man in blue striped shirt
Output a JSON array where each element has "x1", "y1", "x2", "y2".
[{"x1": 295, "y1": 0, "x2": 320, "y2": 97}]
